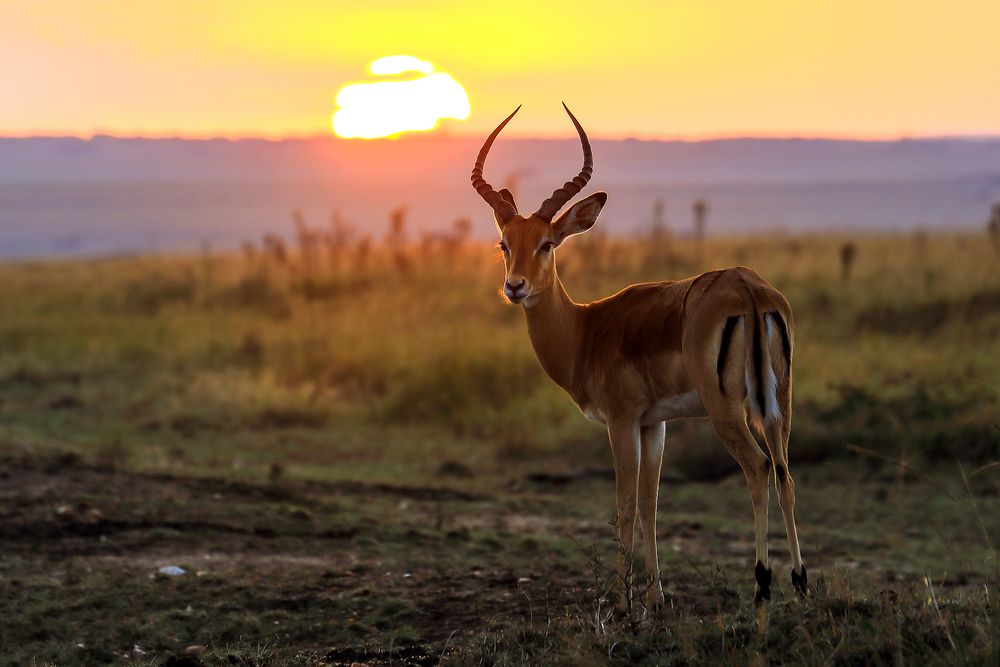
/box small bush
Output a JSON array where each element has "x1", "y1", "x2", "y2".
[
  {"x1": 251, "y1": 406, "x2": 329, "y2": 430},
  {"x1": 666, "y1": 420, "x2": 739, "y2": 480},
  {"x1": 380, "y1": 351, "x2": 541, "y2": 432},
  {"x1": 205, "y1": 274, "x2": 291, "y2": 319},
  {"x1": 121, "y1": 274, "x2": 195, "y2": 315},
  {"x1": 794, "y1": 383, "x2": 999, "y2": 463},
  {"x1": 292, "y1": 277, "x2": 370, "y2": 302},
  {"x1": 234, "y1": 333, "x2": 265, "y2": 368},
  {"x1": 856, "y1": 288, "x2": 1000, "y2": 335}
]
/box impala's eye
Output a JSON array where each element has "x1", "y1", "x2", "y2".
[
  {"x1": 539, "y1": 242, "x2": 554, "y2": 253},
  {"x1": 499, "y1": 241, "x2": 509, "y2": 254}
]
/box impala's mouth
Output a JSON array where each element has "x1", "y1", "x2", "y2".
[
  {"x1": 506, "y1": 290, "x2": 542, "y2": 308},
  {"x1": 507, "y1": 294, "x2": 524, "y2": 304},
  {"x1": 504, "y1": 286, "x2": 530, "y2": 304}
]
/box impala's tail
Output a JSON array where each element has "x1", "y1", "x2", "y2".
[
  {"x1": 714, "y1": 285, "x2": 793, "y2": 433},
  {"x1": 743, "y1": 290, "x2": 792, "y2": 433},
  {"x1": 744, "y1": 306, "x2": 792, "y2": 433}
]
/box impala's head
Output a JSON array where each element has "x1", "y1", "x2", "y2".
[{"x1": 471, "y1": 104, "x2": 607, "y2": 307}]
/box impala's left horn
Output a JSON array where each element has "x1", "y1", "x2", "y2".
[{"x1": 471, "y1": 106, "x2": 521, "y2": 224}]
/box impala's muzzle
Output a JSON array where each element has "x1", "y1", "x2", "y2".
[{"x1": 504, "y1": 278, "x2": 528, "y2": 303}]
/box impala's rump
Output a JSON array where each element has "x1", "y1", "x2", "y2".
[{"x1": 683, "y1": 267, "x2": 793, "y2": 429}]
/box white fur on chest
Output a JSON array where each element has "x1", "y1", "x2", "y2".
[
  {"x1": 640, "y1": 391, "x2": 706, "y2": 425},
  {"x1": 581, "y1": 405, "x2": 607, "y2": 425}
]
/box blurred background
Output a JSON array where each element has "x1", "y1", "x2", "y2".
[{"x1": 1, "y1": 2, "x2": 999, "y2": 665}]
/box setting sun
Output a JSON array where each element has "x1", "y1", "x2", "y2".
[{"x1": 332, "y1": 55, "x2": 470, "y2": 139}]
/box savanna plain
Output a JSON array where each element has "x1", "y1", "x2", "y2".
[{"x1": 1, "y1": 222, "x2": 998, "y2": 666}]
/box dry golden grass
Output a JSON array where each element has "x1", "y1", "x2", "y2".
[{"x1": 0, "y1": 230, "x2": 998, "y2": 665}]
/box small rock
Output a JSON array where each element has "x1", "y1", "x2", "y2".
[
  {"x1": 158, "y1": 565, "x2": 186, "y2": 577},
  {"x1": 49, "y1": 394, "x2": 84, "y2": 410},
  {"x1": 437, "y1": 460, "x2": 473, "y2": 478},
  {"x1": 184, "y1": 645, "x2": 206, "y2": 654},
  {"x1": 164, "y1": 656, "x2": 207, "y2": 667},
  {"x1": 56, "y1": 501, "x2": 103, "y2": 525}
]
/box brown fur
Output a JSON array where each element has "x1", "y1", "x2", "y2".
[{"x1": 492, "y1": 198, "x2": 805, "y2": 609}]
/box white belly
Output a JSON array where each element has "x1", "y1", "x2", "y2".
[
  {"x1": 577, "y1": 391, "x2": 706, "y2": 427},
  {"x1": 640, "y1": 391, "x2": 707, "y2": 425}
]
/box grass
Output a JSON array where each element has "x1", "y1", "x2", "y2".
[{"x1": 0, "y1": 231, "x2": 998, "y2": 664}]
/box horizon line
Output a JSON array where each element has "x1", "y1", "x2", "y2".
[{"x1": 3, "y1": 129, "x2": 1000, "y2": 144}]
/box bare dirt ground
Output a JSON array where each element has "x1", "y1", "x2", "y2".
[{"x1": 2, "y1": 450, "x2": 997, "y2": 665}]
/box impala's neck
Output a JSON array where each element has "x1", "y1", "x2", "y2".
[{"x1": 522, "y1": 272, "x2": 580, "y2": 392}]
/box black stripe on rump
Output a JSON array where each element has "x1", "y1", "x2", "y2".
[
  {"x1": 768, "y1": 311, "x2": 791, "y2": 370},
  {"x1": 716, "y1": 315, "x2": 741, "y2": 394},
  {"x1": 752, "y1": 308, "x2": 766, "y2": 419}
]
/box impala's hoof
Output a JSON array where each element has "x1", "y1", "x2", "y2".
[
  {"x1": 753, "y1": 560, "x2": 772, "y2": 606},
  {"x1": 607, "y1": 589, "x2": 631, "y2": 617},
  {"x1": 791, "y1": 565, "x2": 808, "y2": 597},
  {"x1": 644, "y1": 586, "x2": 665, "y2": 613}
]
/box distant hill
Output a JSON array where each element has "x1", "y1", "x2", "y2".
[{"x1": 2, "y1": 135, "x2": 1000, "y2": 257}]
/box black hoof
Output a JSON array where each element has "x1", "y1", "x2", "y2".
[
  {"x1": 753, "y1": 560, "x2": 772, "y2": 605},
  {"x1": 791, "y1": 565, "x2": 808, "y2": 597}
]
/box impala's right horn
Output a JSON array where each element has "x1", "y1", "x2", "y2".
[
  {"x1": 471, "y1": 106, "x2": 521, "y2": 224},
  {"x1": 533, "y1": 103, "x2": 593, "y2": 222}
]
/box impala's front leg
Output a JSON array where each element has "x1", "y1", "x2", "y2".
[
  {"x1": 607, "y1": 418, "x2": 640, "y2": 612},
  {"x1": 638, "y1": 421, "x2": 666, "y2": 610}
]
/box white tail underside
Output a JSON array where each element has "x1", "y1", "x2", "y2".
[{"x1": 745, "y1": 316, "x2": 782, "y2": 425}]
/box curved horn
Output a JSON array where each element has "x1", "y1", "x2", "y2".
[
  {"x1": 471, "y1": 106, "x2": 521, "y2": 223},
  {"x1": 534, "y1": 103, "x2": 593, "y2": 222}
]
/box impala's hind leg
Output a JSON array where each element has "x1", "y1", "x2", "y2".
[
  {"x1": 709, "y1": 414, "x2": 773, "y2": 605},
  {"x1": 762, "y1": 311, "x2": 806, "y2": 595},
  {"x1": 763, "y1": 419, "x2": 806, "y2": 596}
]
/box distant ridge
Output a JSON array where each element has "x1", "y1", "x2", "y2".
[{"x1": 2, "y1": 136, "x2": 1000, "y2": 257}]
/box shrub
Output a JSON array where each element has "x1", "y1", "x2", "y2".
[
  {"x1": 380, "y1": 350, "x2": 541, "y2": 433},
  {"x1": 205, "y1": 274, "x2": 291, "y2": 319},
  {"x1": 121, "y1": 274, "x2": 195, "y2": 315}
]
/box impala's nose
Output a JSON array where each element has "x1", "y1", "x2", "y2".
[{"x1": 504, "y1": 278, "x2": 527, "y2": 301}]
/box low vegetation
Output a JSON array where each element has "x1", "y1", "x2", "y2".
[{"x1": 0, "y1": 229, "x2": 997, "y2": 664}]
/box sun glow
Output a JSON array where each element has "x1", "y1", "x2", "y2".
[{"x1": 332, "y1": 56, "x2": 470, "y2": 139}]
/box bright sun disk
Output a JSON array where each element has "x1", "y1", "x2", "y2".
[{"x1": 332, "y1": 56, "x2": 470, "y2": 139}]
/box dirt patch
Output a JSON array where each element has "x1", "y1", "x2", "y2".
[
  {"x1": 312, "y1": 479, "x2": 489, "y2": 502},
  {"x1": 324, "y1": 643, "x2": 439, "y2": 666},
  {"x1": 2, "y1": 450, "x2": 997, "y2": 665}
]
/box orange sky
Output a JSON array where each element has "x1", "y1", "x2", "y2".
[{"x1": 2, "y1": 1, "x2": 999, "y2": 140}]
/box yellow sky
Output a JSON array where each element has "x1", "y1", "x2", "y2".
[{"x1": 2, "y1": 0, "x2": 999, "y2": 139}]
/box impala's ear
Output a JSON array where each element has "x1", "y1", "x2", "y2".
[
  {"x1": 551, "y1": 192, "x2": 607, "y2": 244},
  {"x1": 499, "y1": 188, "x2": 517, "y2": 210},
  {"x1": 494, "y1": 189, "x2": 518, "y2": 229},
  {"x1": 493, "y1": 188, "x2": 517, "y2": 233}
]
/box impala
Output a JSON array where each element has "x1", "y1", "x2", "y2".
[{"x1": 470, "y1": 105, "x2": 806, "y2": 609}]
